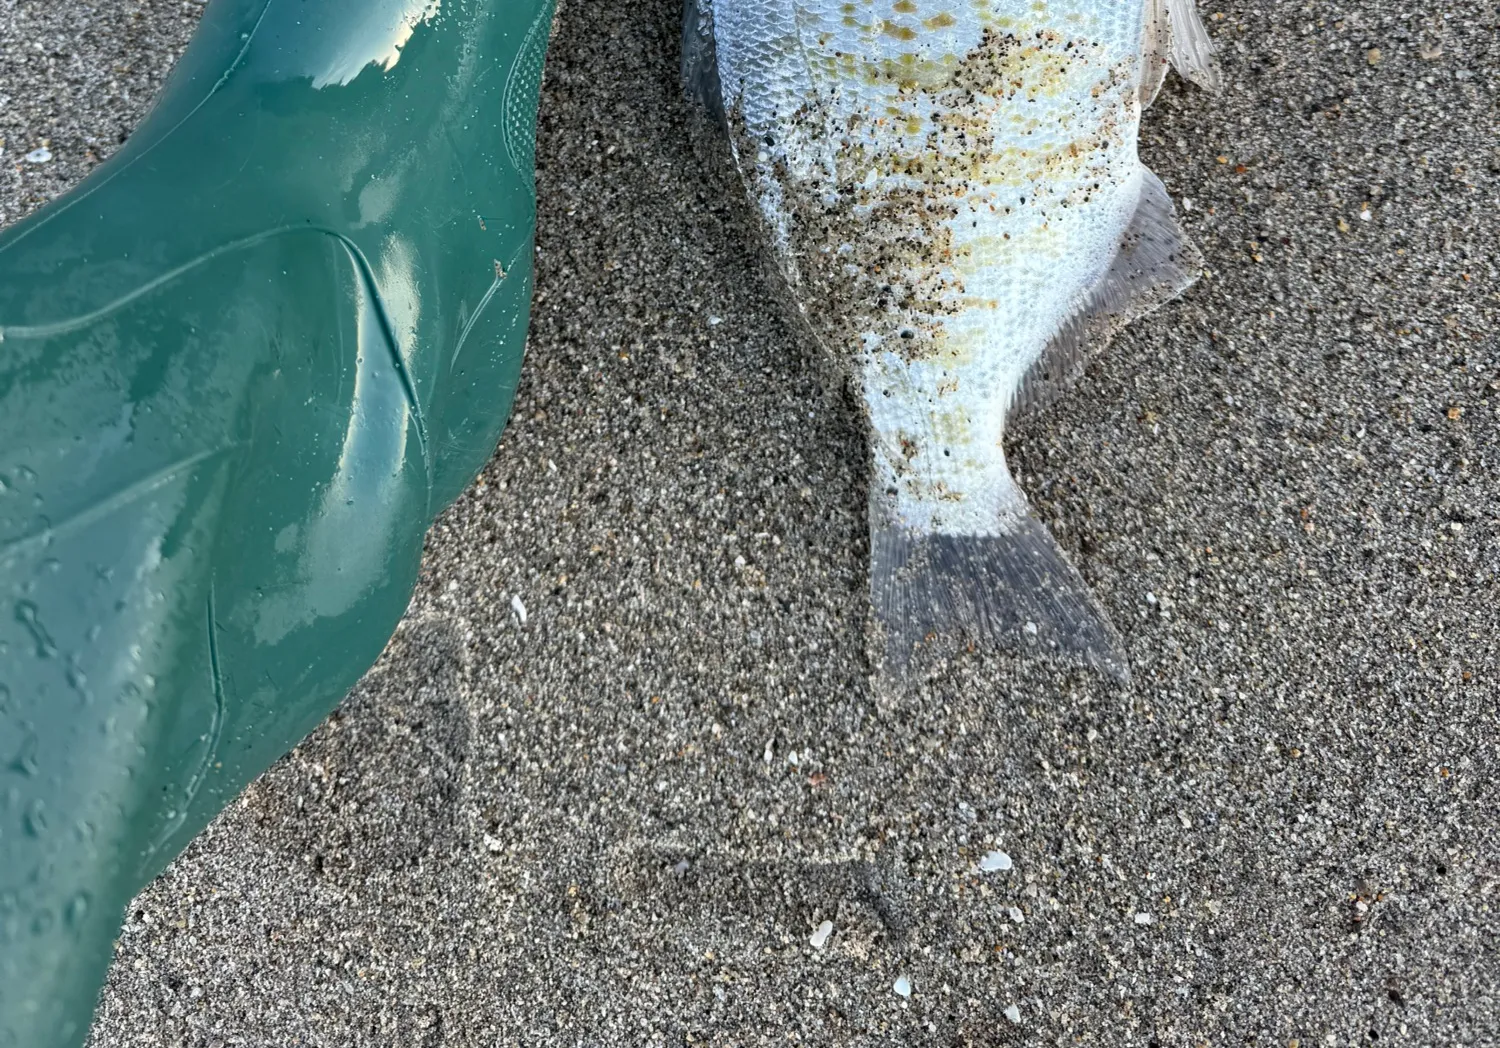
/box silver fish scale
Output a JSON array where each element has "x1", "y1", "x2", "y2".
[{"x1": 709, "y1": 0, "x2": 1151, "y2": 536}]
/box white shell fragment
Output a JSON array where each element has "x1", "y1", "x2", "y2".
[
  {"x1": 892, "y1": 975, "x2": 912, "y2": 998},
  {"x1": 979, "y1": 850, "x2": 1013, "y2": 873},
  {"x1": 809, "y1": 920, "x2": 833, "y2": 949},
  {"x1": 24, "y1": 147, "x2": 52, "y2": 164},
  {"x1": 510, "y1": 594, "x2": 527, "y2": 625},
  {"x1": 1004, "y1": 1003, "x2": 1022, "y2": 1024}
]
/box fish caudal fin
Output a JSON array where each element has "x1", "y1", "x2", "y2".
[
  {"x1": 1010, "y1": 168, "x2": 1200, "y2": 422},
  {"x1": 870, "y1": 507, "x2": 1130, "y2": 682}
]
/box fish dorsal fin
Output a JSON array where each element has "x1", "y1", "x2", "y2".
[
  {"x1": 680, "y1": 0, "x2": 727, "y2": 130},
  {"x1": 1141, "y1": 0, "x2": 1221, "y2": 106},
  {"x1": 1008, "y1": 168, "x2": 1200, "y2": 423}
]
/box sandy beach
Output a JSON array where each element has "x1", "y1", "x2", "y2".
[{"x1": 3, "y1": 0, "x2": 1497, "y2": 1044}]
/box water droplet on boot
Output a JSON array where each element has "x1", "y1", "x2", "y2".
[
  {"x1": 9, "y1": 734, "x2": 38, "y2": 777},
  {"x1": 65, "y1": 892, "x2": 91, "y2": 928},
  {"x1": 14, "y1": 602, "x2": 57, "y2": 659}
]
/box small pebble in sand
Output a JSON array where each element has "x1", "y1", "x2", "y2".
[
  {"x1": 1134, "y1": 912, "x2": 1155, "y2": 926},
  {"x1": 25, "y1": 147, "x2": 52, "y2": 163},
  {"x1": 510, "y1": 594, "x2": 527, "y2": 625},
  {"x1": 892, "y1": 975, "x2": 911, "y2": 998},
  {"x1": 1004, "y1": 1003, "x2": 1022, "y2": 1024},
  {"x1": 809, "y1": 920, "x2": 832, "y2": 949},
  {"x1": 1008, "y1": 906, "x2": 1024, "y2": 923},
  {"x1": 979, "y1": 850, "x2": 1012, "y2": 873}
]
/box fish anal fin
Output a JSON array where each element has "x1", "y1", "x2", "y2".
[
  {"x1": 1140, "y1": 0, "x2": 1173, "y2": 105},
  {"x1": 1166, "y1": 0, "x2": 1222, "y2": 93},
  {"x1": 1141, "y1": 0, "x2": 1222, "y2": 106},
  {"x1": 1010, "y1": 168, "x2": 1200, "y2": 422},
  {"x1": 870, "y1": 508, "x2": 1130, "y2": 683}
]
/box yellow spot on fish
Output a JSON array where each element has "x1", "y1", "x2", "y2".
[
  {"x1": 882, "y1": 21, "x2": 918, "y2": 41},
  {"x1": 924, "y1": 11, "x2": 956, "y2": 28}
]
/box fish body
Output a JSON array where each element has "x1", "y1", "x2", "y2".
[{"x1": 685, "y1": 0, "x2": 1216, "y2": 677}]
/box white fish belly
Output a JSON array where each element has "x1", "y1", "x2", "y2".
[{"x1": 710, "y1": 0, "x2": 1150, "y2": 536}]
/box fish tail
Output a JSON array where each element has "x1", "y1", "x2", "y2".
[{"x1": 869, "y1": 503, "x2": 1129, "y2": 683}]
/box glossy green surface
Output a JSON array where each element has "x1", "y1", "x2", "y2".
[{"x1": 0, "y1": 1, "x2": 553, "y2": 1042}]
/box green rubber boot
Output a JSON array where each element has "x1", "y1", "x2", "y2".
[{"x1": 0, "y1": 1, "x2": 554, "y2": 1042}]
